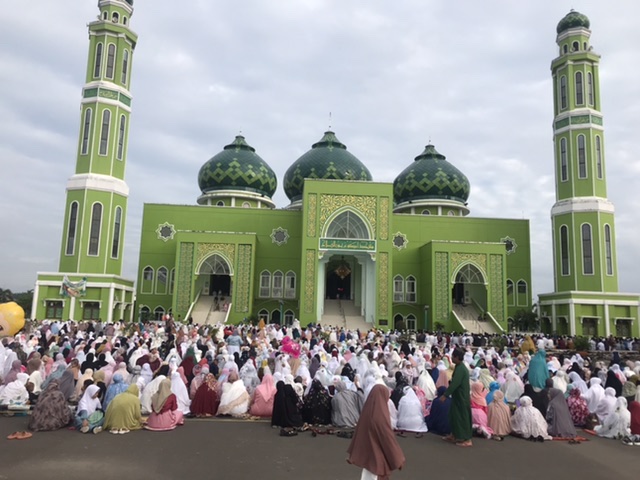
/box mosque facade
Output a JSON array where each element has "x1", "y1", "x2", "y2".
[{"x1": 30, "y1": 3, "x2": 639, "y2": 336}]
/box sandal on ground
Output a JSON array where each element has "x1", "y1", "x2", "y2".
[
  {"x1": 455, "y1": 441, "x2": 472, "y2": 447},
  {"x1": 492, "y1": 436, "x2": 503, "y2": 442},
  {"x1": 415, "y1": 433, "x2": 424, "y2": 438},
  {"x1": 396, "y1": 431, "x2": 407, "y2": 438},
  {"x1": 280, "y1": 428, "x2": 298, "y2": 437},
  {"x1": 16, "y1": 431, "x2": 32, "y2": 440},
  {"x1": 7, "y1": 431, "x2": 21, "y2": 440}
]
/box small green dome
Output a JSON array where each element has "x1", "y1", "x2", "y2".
[
  {"x1": 283, "y1": 131, "x2": 372, "y2": 202},
  {"x1": 393, "y1": 144, "x2": 470, "y2": 205},
  {"x1": 557, "y1": 10, "x2": 590, "y2": 34},
  {"x1": 198, "y1": 135, "x2": 277, "y2": 198}
]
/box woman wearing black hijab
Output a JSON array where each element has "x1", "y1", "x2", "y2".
[
  {"x1": 605, "y1": 369, "x2": 623, "y2": 397},
  {"x1": 80, "y1": 353, "x2": 96, "y2": 373},
  {"x1": 272, "y1": 381, "x2": 303, "y2": 429}
]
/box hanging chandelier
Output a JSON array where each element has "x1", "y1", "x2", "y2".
[{"x1": 334, "y1": 256, "x2": 351, "y2": 279}]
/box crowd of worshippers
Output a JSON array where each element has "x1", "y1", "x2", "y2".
[{"x1": 0, "y1": 318, "x2": 639, "y2": 446}]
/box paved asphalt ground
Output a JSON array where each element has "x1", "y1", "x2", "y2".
[{"x1": 1, "y1": 415, "x2": 638, "y2": 480}]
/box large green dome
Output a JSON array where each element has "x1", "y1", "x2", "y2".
[
  {"x1": 557, "y1": 10, "x2": 590, "y2": 34},
  {"x1": 198, "y1": 135, "x2": 277, "y2": 198},
  {"x1": 393, "y1": 144, "x2": 470, "y2": 205},
  {"x1": 283, "y1": 131, "x2": 372, "y2": 202}
]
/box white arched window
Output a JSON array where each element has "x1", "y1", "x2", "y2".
[
  {"x1": 272, "y1": 271, "x2": 283, "y2": 298},
  {"x1": 88, "y1": 203, "x2": 102, "y2": 256},
  {"x1": 106, "y1": 44, "x2": 116, "y2": 79},
  {"x1": 142, "y1": 267, "x2": 154, "y2": 294},
  {"x1": 81, "y1": 108, "x2": 92, "y2": 155},
  {"x1": 94, "y1": 43, "x2": 103, "y2": 78},
  {"x1": 326, "y1": 211, "x2": 370, "y2": 239},
  {"x1": 117, "y1": 115, "x2": 126, "y2": 160},
  {"x1": 258, "y1": 309, "x2": 269, "y2": 322},
  {"x1": 405, "y1": 276, "x2": 416, "y2": 303},
  {"x1": 506, "y1": 279, "x2": 514, "y2": 306},
  {"x1": 582, "y1": 223, "x2": 593, "y2": 275},
  {"x1": 517, "y1": 280, "x2": 528, "y2": 306},
  {"x1": 577, "y1": 135, "x2": 587, "y2": 178},
  {"x1": 169, "y1": 268, "x2": 175, "y2": 295},
  {"x1": 259, "y1": 271, "x2": 271, "y2": 298},
  {"x1": 560, "y1": 225, "x2": 570, "y2": 276},
  {"x1": 587, "y1": 72, "x2": 594, "y2": 105},
  {"x1": 393, "y1": 275, "x2": 404, "y2": 302},
  {"x1": 156, "y1": 267, "x2": 168, "y2": 295},
  {"x1": 285, "y1": 271, "x2": 296, "y2": 299},
  {"x1": 99, "y1": 109, "x2": 111, "y2": 156},
  {"x1": 154, "y1": 306, "x2": 165, "y2": 321},
  {"x1": 575, "y1": 71, "x2": 584, "y2": 105},
  {"x1": 604, "y1": 225, "x2": 613, "y2": 275},
  {"x1": 406, "y1": 314, "x2": 417, "y2": 331},
  {"x1": 595, "y1": 136, "x2": 602, "y2": 179},
  {"x1": 65, "y1": 202, "x2": 79, "y2": 256},
  {"x1": 560, "y1": 76, "x2": 567, "y2": 109},
  {"x1": 121, "y1": 50, "x2": 129, "y2": 85},
  {"x1": 111, "y1": 206, "x2": 122, "y2": 258},
  {"x1": 560, "y1": 137, "x2": 568, "y2": 181}
]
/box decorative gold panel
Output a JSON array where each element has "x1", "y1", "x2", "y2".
[
  {"x1": 379, "y1": 197, "x2": 389, "y2": 241},
  {"x1": 490, "y1": 254, "x2": 504, "y2": 322},
  {"x1": 435, "y1": 252, "x2": 449, "y2": 323},
  {"x1": 176, "y1": 243, "x2": 194, "y2": 314},
  {"x1": 451, "y1": 252, "x2": 486, "y2": 275},
  {"x1": 304, "y1": 250, "x2": 316, "y2": 314},
  {"x1": 378, "y1": 252, "x2": 389, "y2": 317},
  {"x1": 235, "y1": 244, "x2": 252, "y2": 313},
  {"x1": 319, "y1": 194, "x2": 377, "y2": 238},
  {"x1": 196, "y1": 243, "x2": 236, "y2": 271},
  {"x1": 307, "y1": 194, "x2": 317, "y2": 237}
]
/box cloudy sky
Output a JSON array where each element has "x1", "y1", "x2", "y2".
[{"x1": 1, "y1": 1, "x2": 639, "y2": 301}]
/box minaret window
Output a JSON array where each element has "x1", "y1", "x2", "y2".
[
  {"x1": 563, "y1": 45, "x2": 568, "y2": 54},
  {"x1": 106, "y1": 44, "x2": 116, "y2": 79},
  {"x1": 587, "y1": 72, "x2": 594, "y2": 105},
  {"x1": 117, "y1": 115, "x2": 126, "y2": 160},
  {"x1": 560, "y1": 138, "x2": 568, "y2": 181},
  {"x1": 577, "y1": 135, "x2": 587, "y2": 178},
  {"x1": 99, "y1": 110, "x2": 111, "y2": 156},
  {"x1": 111, "y1": 206, "x2": 122, "y2": 258},
  {"x1": 581, "y1": 223, "x2": 593, "y2": 275},
  {"x1": 560, "y1": 225, "x2": 570, "y2": 275},
  {"x1": 93, "y1": 43, "x2": 103, "y2": 78},
  {"x1": 595, "y1": 136, "x2": 602, "y2": 178},
  {"x1": 560, "y1": 76, "x2": 567, "y2": 110},
  {"x1": 122, "y1": 50, "x2": 129, "y2": 85},
  {"x1": 112, "y1": 12, "x2": 119, "y2": 23},
  {"x1": 81, "y1": 108, "x2": 92, "y2": 155},
  {"x1": 88, "y1": 203, "x2": 103, "y2": 256},
  {"x1": 605, "y1": 225, "x2": 613, "y2": 275},
  {"x1": 123, "y1": 17, "x2": 128, "y2": 26},
  {"x1": 65, "y1": 202, "x2": 79, "y2": 256},
  {"x1": 103, "y1": 12, "x2": 108, "y2": 21},
  {"x1": 575, "y1": 72, "x2": 584, "y2": 105},
  {"x1": 169, "y1": 269, "x2": 175, "y2": 295},
  {"x1": 572, "y1": 41, "x2": 579, "y2": 51}
]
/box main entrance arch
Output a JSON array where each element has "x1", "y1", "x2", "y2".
[
  {"x1": 452, "y1": 263, "x2": 487, "y2": 310},
  {"x1": 197, "y1": 253, "x2": 233, "y2": 298}
]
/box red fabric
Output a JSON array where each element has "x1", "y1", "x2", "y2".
[
  {"x1": 191, "y1": 380, "x2": 220, "y2": 416},
  {"x1": 629, "y1": 401, "x2": 640, "y2": 435},
  {"x1": 160, "y1": 394, "x2": 178, "y2": 414}
]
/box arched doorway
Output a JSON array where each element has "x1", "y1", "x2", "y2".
[
  {"x1": 197, "y1": 254, "x2": 233, "y2": 299},
  {"x1": 326, "y1": 255, "x2": 352, "y2": 300},
  {"x1": 452, "y1": 263, "x2": 487, "y2": 309}
]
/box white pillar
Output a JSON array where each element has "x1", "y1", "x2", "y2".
[
  {"x1": 70, "y1": 296, "x2": 76, "y2": 321},
  {"x1": 107, "y1": 285, "x2": 115, "y2": 323},
  {"x1": 551, "y1": 302, "x2": 557, "y2": 332},
  {"x1": 31, "y1": 283, "x2": 40, "y2": 320},
  {"x1": 569, "y1": 301, "x2": 576, "y2": 336},
  {"x1": 604, "y1": 301, "x2": 610, "y2": 336}
]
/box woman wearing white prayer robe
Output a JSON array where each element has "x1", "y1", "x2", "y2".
[
  {"x1": 582, "y1": 377, "x2": 605, "y2": 413},
  {"x1": 595, "y1": 397, "x2": 631, "y2": 439},
  {"x1": 140, "y1": 375, "x2": 166, "y2": 415},
  {"x1": 397, "y1": 387, "x2": 428, "y2": 433},
  {"x1": 170, "y1": 371, "x2": 191, "y2": 415}
]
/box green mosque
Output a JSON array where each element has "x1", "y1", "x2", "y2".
[{"x1": 31, "y1": 3, "x2": 640, "y2": 336}]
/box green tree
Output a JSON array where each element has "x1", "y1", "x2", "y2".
[
  {"x1": 0, "y1": 288, "x2": 14, "y2": 303},
  {"x1": 513, "y1": 308, "x2": 539, "y2": 332},
  {"x1": 14, "y1": 290, "x2": 33, "y2": 318}
]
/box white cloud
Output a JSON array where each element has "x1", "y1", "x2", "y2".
[{"x1": 1, "y1": 0, "x2": 639, "y2": 304}]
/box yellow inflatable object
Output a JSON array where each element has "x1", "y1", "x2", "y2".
[{"x1": 0, "y1": 302, "x2": 25, "y2": 337}]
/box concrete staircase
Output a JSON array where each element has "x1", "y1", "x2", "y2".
[
  {"x1": 191, "y1": 296, "x2": 230, "y2": 325},
  {"x1": 321, "y1": 299, "x2": 370, "y2": 331},
  {"x1": 452, "y1": 304, "x2": 500, "y2": 334}
]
